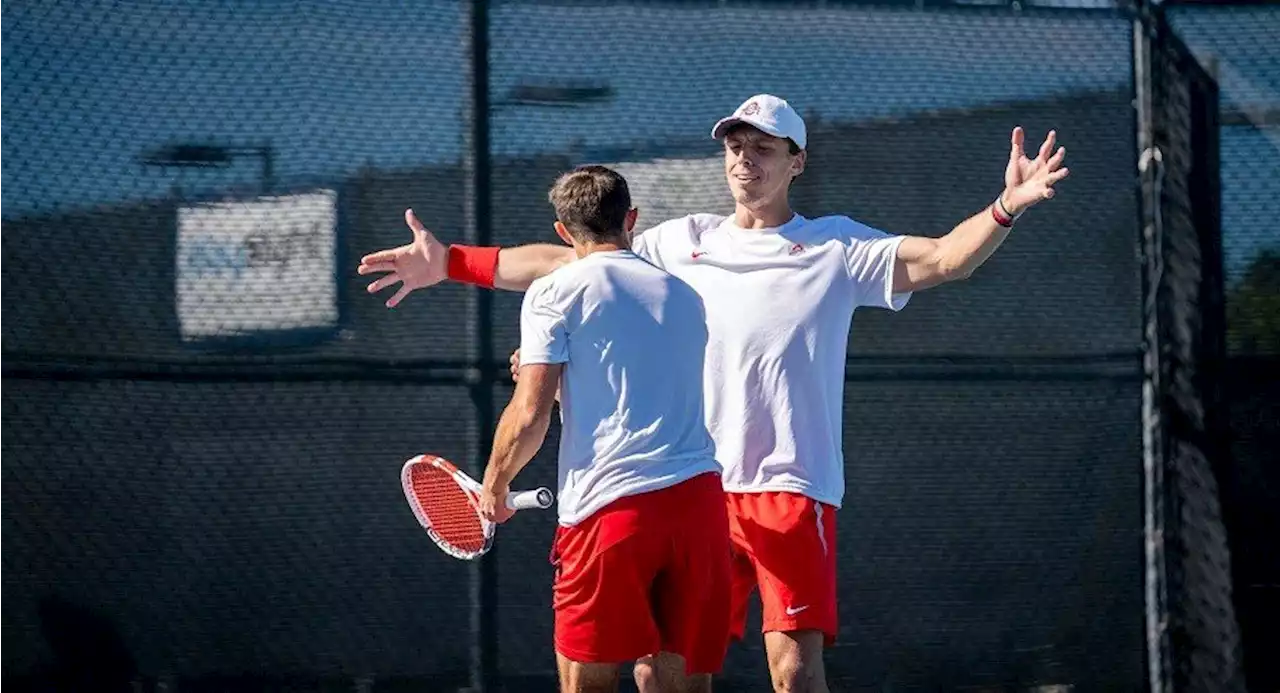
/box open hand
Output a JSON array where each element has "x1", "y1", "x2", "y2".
[
  {"x1": 357, "y1": 209, "x2": 448, "y2": 308},
  {"x1": 1002, "y1": 127, "x2": 1070, "y2": 216}
]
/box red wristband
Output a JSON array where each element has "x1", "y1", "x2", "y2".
[{"x1": 446, "y1": 245, "x2": 500, "y2": 288}]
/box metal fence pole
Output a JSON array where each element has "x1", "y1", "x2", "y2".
[
  {"x1": 1133, "y1": 4, "x2": 1171, "y2": 690},
  {"x1": 464, "y1": 0, "x2": 496, "y2": 690}
]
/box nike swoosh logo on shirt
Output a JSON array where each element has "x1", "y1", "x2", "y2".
[
  {"x1": 785, "y1": 605, "x2": 809, "y2": 616},
  {"x1": 691, "y1": 251, "x2": 708, "y2": 259}
]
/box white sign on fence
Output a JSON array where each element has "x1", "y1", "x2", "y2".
[{"x1": 175, "y1": 190, "x2": 339, "y2": 341}]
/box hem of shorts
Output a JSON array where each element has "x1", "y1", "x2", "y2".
[
  {"x1": 554, "y1": 638, "x2": 652, "y2": 666},
  {"x1": 720, "y1": 482, "x2": 843, "y2": 509},
  {"x1": 557, "y1": 465, "x2": 721, "y2": 527},
  {"x1": 761, "y1": 618, "x2": 837, "y2": 645}
]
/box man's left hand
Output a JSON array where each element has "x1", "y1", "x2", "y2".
[
  {"x1": 1002, "y1": 127, "x2": 1070, "y2": 215},
  {"x1": 477, "y1": 484, "x2": 515, "y2": 524}
]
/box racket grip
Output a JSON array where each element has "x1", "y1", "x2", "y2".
[{"x1": 507, "y1": 487, "x2": 554, "y2": 511}]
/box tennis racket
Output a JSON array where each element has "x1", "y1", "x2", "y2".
[{"x1": 400, "y1": 454, "x2": 554, "y2": 560}]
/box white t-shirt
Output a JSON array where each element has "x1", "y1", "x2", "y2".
[
  {"x1": 631, "y1": 213, "x2": 910, "y2": 508},
  {"x1": 519, "y1": 249, "x2": 721, "y2": 526}
]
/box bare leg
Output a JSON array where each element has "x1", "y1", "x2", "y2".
[
  {"x1": 557, "y1": 652, "x2": 621, "y2": 693},
  {"x1": 634, "y1": 652, "x2": 713, "y2": 693},
  {"x1": 763, "y1": 629, "x2": 828, "y2": 693},
  {"x1": 633, "y1": 655, "x2": 662, "y2": 693}
]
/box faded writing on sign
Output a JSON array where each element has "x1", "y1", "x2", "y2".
[{"x1": 181, "y1": 222, "x2": 326, "y2": 280}]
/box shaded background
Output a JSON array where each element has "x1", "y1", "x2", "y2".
[{"x1": 2, "y1": 0, "x2": 1274, "y2": 691}]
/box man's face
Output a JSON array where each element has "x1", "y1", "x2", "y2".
[{"x1": 723, "y1": 126, "x2": 804, "y2": 208}]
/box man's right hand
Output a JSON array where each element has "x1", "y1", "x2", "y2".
[
  {"x1": 510, "y1": 348, "x2": 560, "y2": 402},
  {"x1": 509, "y1": 348, "x2": 523, "y2": 382},
  {"x1": 358, "y1": 209, "x2": 448, "y2": 308}
]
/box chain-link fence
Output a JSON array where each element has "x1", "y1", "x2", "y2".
[
  {"x1": 1, "y1": 1, "x2": 1259, "y2": 691},
  {"x1": 1165, "y1": 5, "x2": 1280, "y2": 691}
]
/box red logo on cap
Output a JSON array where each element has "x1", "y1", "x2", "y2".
[{"x1": 742, "y1": 101, "x2": 760, "y2": 116}]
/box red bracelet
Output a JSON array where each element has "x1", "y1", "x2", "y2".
[
  {"x1": 990, "y1": 196, "x2": 1017, "y2": 228},
  {"x1": 447, "y1": 245, "x2": 500, "y2": 288},
  {"x1": 991, "y1": 204, "x2": 1013, "y2": 227}
]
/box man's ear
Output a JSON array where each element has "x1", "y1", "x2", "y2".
[
  {"x1": 624, "y1": 208, "x2": 639, "y2": 235},
  {"x1": 792, "y1": 150, "x2": 807, "y2": 179},
  {"x1": 553, "y1": 220, "x2": 574, "y2": 246}
]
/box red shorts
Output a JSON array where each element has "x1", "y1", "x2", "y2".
[
  {"x1": 550, "y1": 472, "x2": 732, "y2": 674},
  {"x1": 727, "y1": 491, "x2": 838, "y2": 644}
]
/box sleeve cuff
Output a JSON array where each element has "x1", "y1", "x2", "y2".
[
  {"x1": 881, "y1": 236, "x2": 912, "y2": 312},
  {"x1": 518, "y1": 348, "x2": 568, "y2": 366}
]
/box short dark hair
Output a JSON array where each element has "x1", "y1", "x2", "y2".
[
  {"x1": 548, "y1": 165, "x2": 632, "y2": 243},
  {"x1": 723, "y1": 122, "x2": 802, "y2": 155}
]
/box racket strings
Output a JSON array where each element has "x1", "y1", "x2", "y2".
[{"x1": 408, "y1": 466, "x2": 487, "y2": 554}]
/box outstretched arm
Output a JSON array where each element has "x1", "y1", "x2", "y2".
[
  {"x1": 493, "y1": 245, "x2": 576, "y2": 291},
  {"x1": 357, "y1": 209, "x2": 574, "y2": 307},
  {"x1": 892, "y1": 127, "x2": 1069, "y2": 294},
  {"x1": 477, "y1": 363, "x2": 562, "y2": 524}
]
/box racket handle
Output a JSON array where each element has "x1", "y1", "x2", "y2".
[{"x1": 507, "y1": 487, "x2": 554, "y2": 511}]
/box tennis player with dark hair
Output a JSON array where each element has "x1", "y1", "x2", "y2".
[
  {"x1": 359, "y1": 95, "x2": 1068, "y2": 693},
  {"x1": 468, "y1": 165, "x2": 732, "y2": 693}
]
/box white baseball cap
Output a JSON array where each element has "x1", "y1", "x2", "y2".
[{"x1": 711, "y1": 94, "x2": 807, "y2": 150}]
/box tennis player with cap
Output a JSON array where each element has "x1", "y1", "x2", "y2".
[
  {"x1": 469, "y1": 165, "x2": 731, "y2": 693},
  {"x1": 359, "y1": 95, "x2": 1068, "y2": 692}
]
